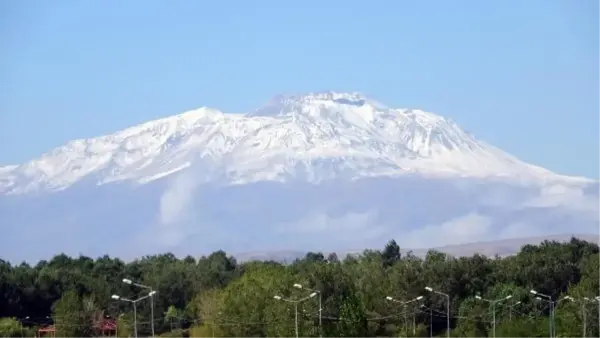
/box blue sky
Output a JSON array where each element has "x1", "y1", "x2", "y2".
[{"x1": 1, "y1": 0, "x2": 598, "y2": 178}]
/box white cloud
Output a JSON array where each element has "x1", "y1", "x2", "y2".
[
  {"x1": 159, "y1": 169, "x2": 199, "y2": 226},
  {"x1": 522, "y1": 184, "x2": 599, "y2": 216},
  {"x1": 398, "y1": 212, "x2": 494, "y2": 249},
  {"x1": 153, "y1": 156, "x2": 224, "y2": 248},
  {"x1": 157, "y1": 176, "x2": 599, "y2": 252},
  {"x1": 276, "y1": 210, "x2": 390, "y2": 248}
]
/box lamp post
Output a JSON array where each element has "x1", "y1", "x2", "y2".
[
  {"x1": 293, "y1": 283, "x2": 322, "y2": 338},
  {"x1": 579, "y1": 297, "x2": 594, "y2": 338},
  {"x1": 274, "y1": 292, "x2": 318, "y2": 338},
  {"x1": 596, "y1": 296, "x2": 600, "y2": 337},
  {"x1": 554, "y1": 296, "x2": 590, "y2": 337},
  {"x1": 111, "y1": 291, "x2": 156, "y2": 338},
  {"x1": 123, "y1": 278, "x2": 157, "y2": 337},
  {"x1": 20, "y1": 316, "x2": 29, "y2": 337},
  {"x1": 531, "y1": 290, "x2": 554, "y2": 338},
  {"x1": 386, "y1": 295, "x2": 423, "y2": 336},
  {"x1": 425, "y1": 286, "x2": 450, "y2": 338},
  {"x1": 531, "y1": 290, "x2": 572, "y2": 338},
  {"x1": 508, "y1": 301, "x2": 521, "y2": 321},
  {"x1": 474, "y1": 295, "x2": 512, "y2": 338}
]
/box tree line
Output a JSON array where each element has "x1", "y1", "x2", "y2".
[{"x1": 0, "y1": 237, "x2": 599, "y2": 337}]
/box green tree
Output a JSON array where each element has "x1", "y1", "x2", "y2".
[
  {"x1": 337, "y1": 293, "x2": 368, "y2": 336},
  {"x1": 52, "y1": 290, "x2": 84, "y2": 337},
  {"x1": 0, "y1": 317, "x2": 30, "y2": 337}
]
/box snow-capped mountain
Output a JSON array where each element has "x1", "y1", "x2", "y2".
[
  {"x1": 0, "y1": 91, "x2": 597, "y2": 264},
  {"x1": 0, "y1": 91, "x2": 587, "y2": 195}
]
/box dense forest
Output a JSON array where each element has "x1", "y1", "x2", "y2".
[{"x1": 0, "y1": 237, "x2": 599, "y2": 337}]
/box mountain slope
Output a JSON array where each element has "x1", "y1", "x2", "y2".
[{"x1": 0, "y1": 91, "x2": 588, "y2": 195}]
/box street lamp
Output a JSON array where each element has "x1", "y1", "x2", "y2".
[
  {"x1": 508, "y1": 301, "x2": 521, "y2": 321},
  {"x1": 531, "y1": 289, "x2": 554, "y2": 338},
  {"x1": 575, "y1": 297, "x2": 593, "y2": 338},
  {"x1": 419, "y1": 304, "x2": 433, "y2": 338},
  {"x1": 474, "y1": 295, "x2": 512, "y2": 338},
  {"x1": 273, "y1": 292, "x2": 317, "y2": 338},
  {"x1": 293, "y1": 283, "x2": 323, "y2": 338},
  {"x1": 531, "y1": 289, "x2": 571, "y2": 338},
  {"x1": 123, "y1": 278, "x2": 157, "y2": 337},
  {"x1": 573, "y1": 296, "x2": 600, "y2": 338},
  {"x1": 425, "y1": 286, "x2": 450, "y2": 338},
  {"x1": 386, "y1": 295, "x2": 424, "y2": 335},
  {"x1": 111, "y1": 291, "x2": 155, "y2": 338},
  {"x1": 594, "y1": 296, "x2": 600, "y2": 327}
]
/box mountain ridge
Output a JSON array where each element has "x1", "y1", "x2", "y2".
[
  {"x1": 233, "y1": 233, "x2": 600, "y2": 263},
  {"x1": 1, "y1": 91, "x2": 592, "y2": 195}
]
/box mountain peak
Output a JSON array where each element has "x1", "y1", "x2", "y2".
[
  {"x1": 274, "y1": 90, "x2": 368, "y2": 103},
  {"x1": 247, "y1": 91, "x2": 387, "y2": 118}
]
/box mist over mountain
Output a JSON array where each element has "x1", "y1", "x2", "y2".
[{"x1": 1, "y1": 92, "x2": 597, "y2": 263}]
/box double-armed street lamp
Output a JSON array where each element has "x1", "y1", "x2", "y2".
[
  {"x1": 530, "y1": 289, "x2": 573, "y2": 338},
  {"x1": 273, "y1": 292, "x2": 318, "y2": 338},
  {"x1": 419, "y1": 304, "x2": 433, "y2": 338},
  {"x1": 508, "y1": 300, "x2": 521, "y2": 320},
  {"x1": 579, "y1": 296, "x2": 593, "y2": 338},
  {"x1": 474, "y1": 295, "x2": 512, "y2": 338},
  {"x1": 386, "y1": 295, "x2": 423, "y2": 335},
  {"x1": 530, "y1": 289, "x2": 555, "y2": 338},
  {"x1": 596, "y1": 296, "x2": 600, "y2": 337},
  {"x1": 565, "y1": 295, "x2": 600, "y2": 337},
  {"x1": 568, "y1": 296, "x2": 600, "y2": 338},
  {"x1": 111, "y1": 291, "x2": 156, "y2": 338},
  {"x1": 123, "y1": 278, "x2": 157, "y2": 337},
  {"x1": 425, "y1": 286, "x2": 450, "y2": 338},
  {"x1": 293, "y1": 283, "x2": 322, "y2": 338}
]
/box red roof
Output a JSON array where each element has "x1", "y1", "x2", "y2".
[
  {"x1": 94, "y1": 319, "x2": 117, "y2": 331},
  {"x1": 38, "y1": 326, "x2": 56, "y2": 333},
  {"x1": 38, "y1": 320, "x2": 116, "y2": 332}
]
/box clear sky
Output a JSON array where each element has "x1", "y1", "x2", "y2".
[{"x1": 1, "y1": 0, "x2": 598, "y2": 178}]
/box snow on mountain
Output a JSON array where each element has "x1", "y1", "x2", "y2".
[{"x1": 0, "y1": 91, "x2": 589, "y2": 196}]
